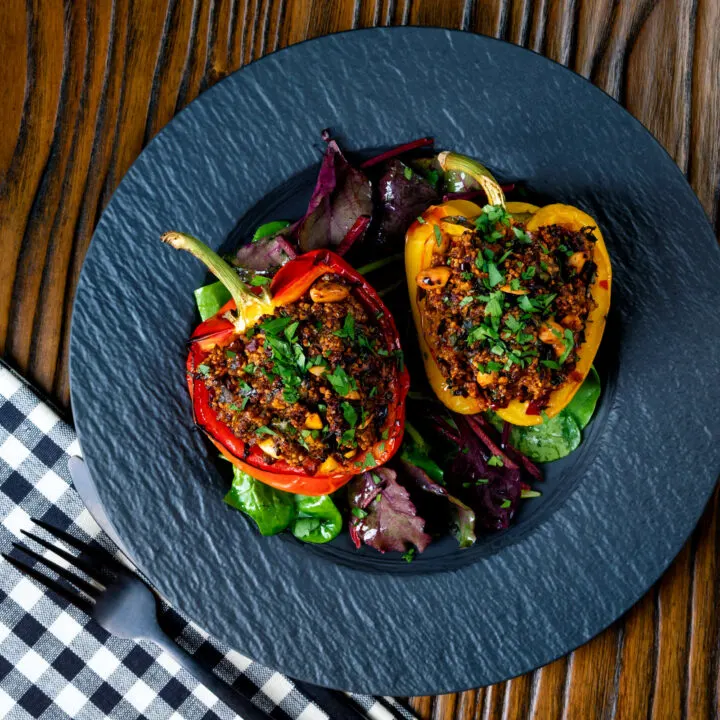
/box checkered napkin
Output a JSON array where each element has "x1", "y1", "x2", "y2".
[{"x1": 0, "y1": 362, "x2": 416, "y2": 720}]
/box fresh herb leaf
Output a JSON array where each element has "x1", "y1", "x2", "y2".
[
  {"x1": 261, "y1": 316, "x2": 294, "y2": 335},
  {"x1": 486, "y1": 262, "x2": 504, "y2": 287},
  {"x1": 558, "y1": 329, "x2": 575, "y2": 364},
  {"x1": 352, "y1": 507, "x2": 368, "y2": 519},
  {"x1": 334, "y1": 314, "x2": 355, "y2": 341},
  {"x1": 488, "y1": 455, "x2": 504, "y2": 467},
  {"x1": 250, "y1": 275, "x2": 271, "y2": 286},
  {"x1": 512, "y1": 226, "x2": 532, "y2": 243},
  {"x1": 433, "y1": 225, "x2": 443, "y2": 247},
  {"x1": 326, "y1": 366, "x2": 357, "y2": 397},
  {"x1": 342, "y1": 402, "x2": 358, "y2": 427},
  {"x1": 500, "y1": 499, "x2": 512, "y2": 509},
  {"x1": 256, "y1": 425, "x2": 277, "y2": 436},
  {"x1": 197, "y1": 364, "x2": 210, "y2": 376},
  {"x1": 403, "y1": 166, "x2": 413, "y2": 180}
]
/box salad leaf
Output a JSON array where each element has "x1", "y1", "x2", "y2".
[
  {"x1": 564, "y1": 365, "x2": 601, "y2": 429},
  {"x1": 232, "y1": 234, "x2": 297, "y2": 271},
  {"x1": 252, "y1": 220, "x2": 290, "y2": 243},
  {"x1": 224, "y1": 466, "x2": 341, "y2": 543},
  {"x1": 294, "y1": 139, "x2": 372, "y2": 252},
  {"x1": 399, "y1": 460, "x2": 476, "y2": 548},
  {"x1": 509, "y1": 414, "x2": 581, "y2": 463},
  {"x1": 376, "y1": 160, "x2": 439, "y2": 247},
  {"x1": 399, "y1": 421, "x2": 444, "y2": 484},
  {"x1": 493, "y1": 367, "x2": 601, "y2": 463},
  {"x1": 450, "y1": 417, "x2": 523, "y2": 531},
  {"x1": 348, "y1": 468, "x2": 431, "y2": 554},
  {"x1": 291, "y1": 494, "x2": 343, "y2": 544},
  {"x1": 224, "y1": 466, "x2": 294, "y2": 536},
  {"x1": 194, "y1": 281, "x2": 231, "y2": 321}
]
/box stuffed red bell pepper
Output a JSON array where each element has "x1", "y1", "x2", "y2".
[{"x1": 162, "y1": 232, "x2": 409, "y2": 495}]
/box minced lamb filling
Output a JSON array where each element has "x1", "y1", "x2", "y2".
[
  {"x1": 420, "y1": 205, "x2": 597, "y2": 411},
  {"x1": 199, "y1": 274, "x2": 399, "y2": 475}
]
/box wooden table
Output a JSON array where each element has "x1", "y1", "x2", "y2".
[{"x1": 2, "y1": 1, "x2": 718, "y2": 717}]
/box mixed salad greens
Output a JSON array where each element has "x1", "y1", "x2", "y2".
[{"x1": 191, "y1": 132, "x2": 603, "y2": 557}]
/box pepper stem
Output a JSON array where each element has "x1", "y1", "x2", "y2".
[
  {"x1": 356, "y1": 253, "x2": 404, "y2": 276},
  {"x1": 437, "y1": 152, "x2": 506, "y2": 208},
  {"x1": 161, "y1": 231, "x2": 273, "y2": 331}
]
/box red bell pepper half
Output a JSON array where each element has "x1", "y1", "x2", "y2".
[{"x1": 163, "y1": 232, "x2": 409, "y2": 495}]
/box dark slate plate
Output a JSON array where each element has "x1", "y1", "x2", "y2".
[{"x1": 69, "y1": 28, "x2": 720, "y2": 696}]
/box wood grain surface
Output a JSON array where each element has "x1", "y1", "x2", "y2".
[{"x1": 1, "y1": 1, "x2": 718, "y2": 718}]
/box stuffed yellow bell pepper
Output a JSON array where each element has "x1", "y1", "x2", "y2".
[{"x1": 405, "y1": 152, "x2": 612, "y2": 426}]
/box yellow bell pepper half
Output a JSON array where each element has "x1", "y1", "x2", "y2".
[{"x1": 404, "y1": 155, "x2": 612, "y2": 426}]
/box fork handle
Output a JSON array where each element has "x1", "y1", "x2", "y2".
[{"x1": 146, "y1": 630, "x2": 272, "y2": 720}]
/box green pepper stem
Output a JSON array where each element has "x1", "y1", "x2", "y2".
[
  {"x1": 355, "y1": 253, "x2": 404, "y2": 276},
  {"x1": 161, "y1": 231, "x2": 271, "y2": 329},
  {"x1": 437, "y1": 151, "x2": 506, "y2": 208}
]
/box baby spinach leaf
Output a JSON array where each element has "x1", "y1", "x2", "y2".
[
  {"x1": 509, "y1": 414, "x2": 581, "y2": 463},
  {"x1": 564, "y1": 366, "x2": 601, "y2": 429},
  {"x1": 224, "y1": 467, "x2": 342, "y2": 544},
  {"x1": 291, "y1": 495, "x2": 343, "y2": 544},
  {"x1": 194, "y1": 281, "x2": 231, "y2": 321},
  {"x1": 224, "y1": 467, "x2": 294, "y2": 536}
]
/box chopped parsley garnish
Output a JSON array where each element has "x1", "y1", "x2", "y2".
[
  {"x1": 341, "y1": 428, "x2": 356, "y2": 446},
  {"x1": 326, "y1": 366, "x2": 357, "y2": 397},
  {"x1": 197, "y1": 364, "x2": 210, "y2": 376},
  {"x1": 486, "y1": 361, "x2": 503, "y2": 372},
  {"x1": 256, "y1": 425, "x2": 277, "y2": 436},
  {"x1": 510, "y1": 278, "x2": 521, "y2": 291},
  {"x1": 363, "y1": 452, "x2": 376, "y2": 468},
  {"x1": 352, "y1": 507, "x2": 368, "y2": 519},
  {"x1": 433, "y1": 224, "x2": 443, "y2": 247},
  {"x1": 334, "y1": 314, "x2": 355, "y2": 341},
  {"x1": 500, "y1": 499, "x2": 512, "y2": 509},
  {"x1": 225, "y1": 350, "x2": 237, "y2": 359},
  {"x1": 372, "y1": 472, "x2": 382, "y2": 484},
  {"x1": 403, "y1": 166, "x2": 413, "y2": 180},
  {"x1": 459, "y1": 296, "x2": 474, "y2": 308},
  {"x1": 541, "y1": 359, "x2": 562, "y2": 370},
  {"x1": 558, "y1": 329, "x2": 575, "y2": 364},
  {"x1": 341, "y1": 402, "x2": 358, "y2": 427},
  {"x1": 369, "y1": 386, "x2": 378, "y2": 398},
  {"x1": 261, "y1": 316, "x2": 294, "y2": 335},
  {"x1": 488, "y1": 455, "x2": 504, "y2": 467},
  {"x1": 381, "y1": 429, "x2": 389, "y2": 440},
  {"x1": 521, "y1": 265, "x2": 536, "y2": 280},
  {"x1": 486, "y1": 262, "x2": 504, "y2": 287},
  {"x1": 402, "y1": 548, "x2": 416, "y2": 563},
  {"x1": 518, "y1": 295, "x2": 534, "y2": 312},
  {"x1": 512, "y1": 226, "x2": 532, "y2": 243},
  {"x1": 244, "y1": 363, "x2": 256, "y2": 374}
]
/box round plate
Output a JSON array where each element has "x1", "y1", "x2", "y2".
[{"x1": 69, "y1": 28, "x2": 720, "y2": 695}]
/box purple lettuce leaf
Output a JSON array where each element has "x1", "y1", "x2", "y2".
[
  {"x1": 398, "y1": 460, "x2": 476, "y2": 548},
  {"x1": 348, "y1": 468, "x2": 431, "y2": 554},
  {"x1": 449, "y1": 416, "x2": 523, "y2": 531},
  {"x1": 294, "y1": 140, "x2": 372, "y2": 253},
  {"x1": 231, "y1": 235, "x2": 297, "y2": 271},
  {"x1": 375, "y1": 160, "x2": 439, "y2": 248}
]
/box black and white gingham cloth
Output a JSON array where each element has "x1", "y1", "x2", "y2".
[{"x1": 0, "y1": 362, "x2": 416, "y2": 720}]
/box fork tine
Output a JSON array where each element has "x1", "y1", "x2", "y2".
[
  {"x1": 3, "y1": 553, "x2": 93, "y2": 612},
  {"x1": 21, "y1": 529, "x2": 101, "y2": 579},
  {"x1": 31, "y1": 519, "x2": 121, "y2": 571},
  {"x1": 12, "y1": 541, "x2": 102, "y2": 599}
]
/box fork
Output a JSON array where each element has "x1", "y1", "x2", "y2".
[{"x1": 4, "y1": 518, "x2": 271, "y2": 720}]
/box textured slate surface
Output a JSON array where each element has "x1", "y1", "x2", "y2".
[{"x1": 69, "y1": 28, "x2": 720, "y2": 696}]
